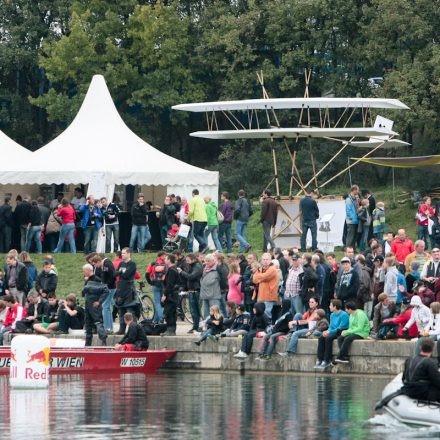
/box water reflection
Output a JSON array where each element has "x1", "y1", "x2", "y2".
[{"x1": 0, "y1": 372, "x2": 395, "y2": 440}]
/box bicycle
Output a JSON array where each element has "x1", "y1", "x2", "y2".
[
  {"x1": 136, "y1": 281, "x2": 155, "y2": 321},
  {"x1": 178, "y1": 290, "x2": 203, "y2": 325}
]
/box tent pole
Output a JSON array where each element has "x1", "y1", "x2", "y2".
[
  {"x1": 348, "y1": 157, "x2": 353, "y2": 187},
  {"x1": 392, "y1": 166, "x2": 396, "y2": 204}
]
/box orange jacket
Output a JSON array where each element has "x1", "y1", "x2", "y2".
[{"x1": 253, "y1": 265, "x2": 278, "y2": 302}]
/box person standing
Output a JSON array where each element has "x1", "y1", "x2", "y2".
[
  {"x1": 219, "y1": 192, "x2": 233, "y2": 253},
  {"x1": 361, "y1": 189, "x2": 376, "y2": 241},
  {"x1": 54, "y1": 198, "x2": 76, "y2": 253},
  {"x1": 4, "y1": 252, "x2": 28, "y2": 305},
  {"x1": 14, "y1": 195, "x2": 31, "y2": 251},
  {"x1": 335, "y1": 257, "x2": 359, "y2": 308},
  {"x1": 204, "y1": 196, "x2": 222, "y2": 251},
  {"x1": 100, "y1": 196, "x2": 121, "y2": 253},
  {"x1": 417, "y1": 196, "x2": 435, "y2": 249},
  {"x1": 71, "y1": 188, "x2": 86, "y2": 211},
  {"x1": 188, "y1": 189, "x2": 208, "y2": 253},
  {"x1": 82, "y1": 263, "x2": 108, "y2": 346},
  {"x1": 391, "y1": 229, "x2": 415, "y2": 273},
  {"x1": 79, "y1": 195, "x2": 102, "y2": 254},
  {"x1": 252, "y1": 253, "x2": 278, "y2": 319},
  {"x1": 234, "y1": 189, "x2": 252, "y2": 253},
  {"x1": 260, "y1": 190, "x2": 278, "y2": 252},
  {"x1": 161, "y1": 254, "x2": 180, "y2": 336},
  {"x1": 158, "y1": 195, "x2": 176, "y2": 244},
  {"x1": 300, "y1": 189, "x2": 319, "y2": 252},
  {"x1": 0, "y1": 198, "x2": 13, "y2": 253},
  {"x1": 345, "y1": 185, "x2": 360, "y2": 250},
  {"x1": 358, "y1": 199, "x2": 372, "y2": 252},
  {"x1": 200, "y1": 254, "x2": 222, "y2": 318},
  {"x1": 92, "y1": 254, "x2": 116, "y2": 333},
  {"x1": 284, "y1": 252, "x2": 304, "y2": 315},
  {"x1": 25, "y1": 201, "x2": 43, "y2": 253},
  {"x1": 114, "y1": 248, "x2": 137, "y2": 334},
  {"x1": 130, "y1": 193, "x2": 151, "y2": 252}
]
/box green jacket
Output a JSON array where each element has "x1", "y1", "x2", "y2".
[
  {"x1": 188, "y1": 195, "x2": 208, "y2": 222},
  {"x1": 205, "y1": 201, "x2": 219, "y2": 226},
  {"x1": 344, "y1": 309, "x2": 370, "y2": 338}
]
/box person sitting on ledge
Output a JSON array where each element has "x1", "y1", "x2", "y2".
[
  {"x1": 371, "y1": 293, "x2": 397, "y2": 339},
  {"x1": 314, "y1": 299, "x2": 349, "y2": 370},
  {"x1": 55, "y1": 294, "x2": 85, "y2": 334},
  {"x1": 32, "y1": 292, "x2": 59, "y2": 334},
  {"x1": 278, "y1": 296, "x2": 320, "y2": 357},
  {"x1": 220, "y1": 304, "x2": 250, "y2": 337},
  {"x1": 233, "y1": 302, "x2": 269, "y2": 360},
  {"x1": 194, "y1": 305, "x2": 224, "y2": 345},
  {"x1": 15, "y1": 289, "x2": 49, "y2": 333},
  {"x1": 378, "y1": 297, "x2": 417, "y2": 339},
  {"x1": 258, "y1": 299, "x2": 292, "y2": 360},
  {"x1": 115, "y1": 312, "x2": 149, "y2": 351},
  {"x1": 402, "y1": 338, "x2": 440, "y2": 403},
  {"x1": 334, "y1": 301, "x2": 370, "y2": 364}
]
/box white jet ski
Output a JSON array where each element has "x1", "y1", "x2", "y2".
[{"x1": 376, "y1": 373, "x2": 440, "y2": 427}]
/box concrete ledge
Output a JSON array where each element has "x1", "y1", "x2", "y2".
[{"x1": 3, "y1": 334, "x2": 428, "y2": 375}]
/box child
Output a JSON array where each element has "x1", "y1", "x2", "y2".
[
  {"x1": 194, "y1": 305, "x2": 223, "y2": 345},
  {"x1": 305, "y1": 309, "x2": 329, "y2": 338},
  {"x1": 358, "y1": 199, "x2": 371, "y2": 251},
  {"x1": 221, "y1": 304, "x2": 250, "y2": 337},
  {"x1": 33, "y1": 292, "x2": 59, "y2": 334},
  {"x1": 406, "y1": 261, "x2": 421, "y2": 293},
  {"x1": 372, "y1": 202, "x2": 386, "y2": 238}
]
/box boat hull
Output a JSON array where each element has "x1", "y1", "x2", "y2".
[
  {"x1": 0, "y1": 347, "x2": 176, "y2": 374},
  {"x1": 380, "y1": 373, "x2": 440, "y2": 427}
]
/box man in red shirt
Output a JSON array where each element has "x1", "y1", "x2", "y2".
[
  {"x1": 417, "y1": 196, "x2": 435, "y2": 249},
  {"x1": 391, "y1": 229, "x2": 415, "y2": 272}
]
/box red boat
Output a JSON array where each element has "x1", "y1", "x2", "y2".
[{"x1": 0, "y1": 347, "x2": 176, "y2": 374}]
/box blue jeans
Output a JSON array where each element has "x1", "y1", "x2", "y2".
[
  {"x1": 25, "y1": 225, "x2": 42, "y2": 253},
  {"x1": 260, "y1": 331, "x2": 284, "y2": 356},
  {"x1": 359, "y1": 224, "x2": 370, "y2": 251},
  {"x1": 193, "y1": 221, "x2": 207, "y2": 252},
  {"x1": 235, "y1": 220, "x2": 249, "y2": 251},
  {"x1": 286, "y1": 328, "x2": 310, "y2": 353},
  {"x1": 205, "y1": 225, "x2": 223, "y2": 251},
  {"x1": 219, "y1": 223, "x2": 232, "y2": 252},
  {"x1": 83, "y1": 226, "x2": 98, "y2": 254},
  {"x1": 54, "y1": 223, "x2": 76, "y2": 253},
  {"x1": 288, "y1": 295, "x2": 304, "y2": 316},
  {"x1": 418, "y1": 224, "x2": 430, "y2": 249},
  {"x1": 264, "y1": 301, "x2": 276, "y2": 319},
  {"x1": 130, "y1": 224, "x2": 151, "y2": 252},
  {"x1": 301, "y1": 221, "x2": 317, "y2": 251},
  {"x1": 102, "y1": 288, "x2": 115, "y2": 331},
  {"x1": 105, "y1": 224, "x2": 119, "y2": 252},
  {"x1": 188, "y1": 291, "x2": 200, "y2": 330},
  {"x1": 199, "y1": 327, "x2": 216, "y2": 342},
  {"x1": 153, "y1": 285, "x2": 164, "y2": 322},
  {"x1": 201, "y1": 299, "x2": 220, "y2": 318}
]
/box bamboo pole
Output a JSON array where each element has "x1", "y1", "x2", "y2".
[{"x1": 318, "y1": 137, "x2": 394, "y2": 188}]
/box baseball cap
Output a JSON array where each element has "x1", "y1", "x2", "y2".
[
  {"x1": 341, "y1": 257, "x2": 351, "y2": 263},
  {"x1": 373, "y1": 255, "x2": 384, "y2": 263}
]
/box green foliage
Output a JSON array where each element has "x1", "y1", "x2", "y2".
[{"x1": 1, "y1": 0, "x2": 440, "y2": 194}]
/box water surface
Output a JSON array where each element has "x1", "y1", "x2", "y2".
[{"x1": 0, "y1": 372, "x2": 438, "y2": 439}]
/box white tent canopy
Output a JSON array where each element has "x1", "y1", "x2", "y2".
[
  {"x1": 0, "y1": 130, "x2": 31, "y2": 165},
  {"x1": 0, "y1": 75, "x2": 218, "y2": 192}
]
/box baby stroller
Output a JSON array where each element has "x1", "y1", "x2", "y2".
[{"x1": 162, "y1": 223, "x2": 190, "y2": 252}]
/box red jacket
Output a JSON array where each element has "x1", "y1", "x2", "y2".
[
  {"x1": 3, "y1": 304, "x2": 27, "y2": 330},
  {"x1": 417, "y1": 203, "x2": 434, "y2": 226},
  {"x1": 57, "y1": 205, "x2": 76, "y2": 224},
  {"x1": 391, "y1": 238, "x2": 415, "y2": 263},
  {"x1": 386, "y1": 307, "x2": 418, "y2": 337}
]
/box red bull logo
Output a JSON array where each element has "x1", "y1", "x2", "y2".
[{"x1": 26, "y1": 347, "x2": 50, "y2": 367}]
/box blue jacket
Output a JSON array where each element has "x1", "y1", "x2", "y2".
[
  {"x1": 79, "y1": 204, "x2": 103, "y2": 229},
  {"x1": 396, "y1": 272, "x2": 407, "y2": 304},
  {"x1": 328, "y1": 310, "x2": 349, "y2": 335},
  {"x1": 345, "y1": 195, "x2": 358, "y2": 225}
]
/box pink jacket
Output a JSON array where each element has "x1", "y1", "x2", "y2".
[{"x1": 227, "y1": 273, "x2": 243, "y2": 305}]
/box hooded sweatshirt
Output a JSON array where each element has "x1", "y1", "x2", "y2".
[
  {"x1": 404, "y1": 296, "x2": 432, "y2": 333},
  {"x1": 384, "y1": 266, "x2": 399, "y2": 302},
  {"x1": 250, "y1": 302, "x2": 269, "y2": 331},
  {"x1": 271, "y1": 299, "x2": 292, "y2": 333}
]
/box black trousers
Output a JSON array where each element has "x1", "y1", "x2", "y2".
[
  {"x1": 85, "y1": 301, "x2": 106, "y2": 346},
  {"x1": 163, "y1": 301, "x2": 177, "y2": 331},
  {"x1": 58, "y1": 309, "x2": 83, "y2": 332},
  {"x1": 317, "y1": 333, "x2": 339, "y2": 362},
  {"x1": 337, "y1": 333, "x2": 363, "y2": 359}
]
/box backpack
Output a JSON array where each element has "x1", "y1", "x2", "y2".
[{"x1": 148, "y1": 262, "x2": 168, "y2": 284}]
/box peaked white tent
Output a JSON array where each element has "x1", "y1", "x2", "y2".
[
  {"x1": 0, "y1": 75, "x2": 218, "y2": 203},
  {"x1": 0, "y1": 130, "x2": 31, "y2": 163}
]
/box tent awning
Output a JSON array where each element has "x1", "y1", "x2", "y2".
[{"x1": 353, "y1": 155, "x2": 440, "y2": 172}]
